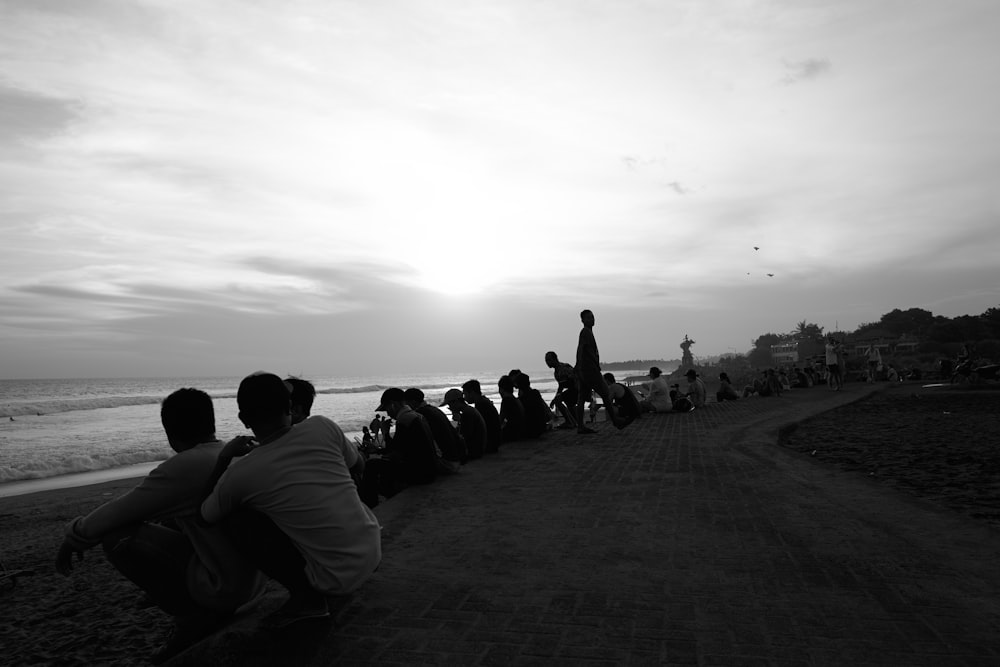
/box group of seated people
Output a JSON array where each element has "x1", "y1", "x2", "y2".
[
  {"x1": 55, "y1": 366, "x2": 589, "y2": 661},
  {"x1": 53, "y1": 360, "x2": 822, "y2": 662},
  {"x1": 356, "y1": 371, "x2": 557, "y2": 510},
  {"x1": 740, "y1": 365, "x2": 834, "y2": 398},
  {"x1": 631, "y1": 366, "x2": 708, "y2": 414},
  {"x1": 56, "y1": 372, "x2": 383, "y2": 663}
]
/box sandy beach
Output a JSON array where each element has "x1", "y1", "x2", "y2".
[
  {"x1": 2, "y1": 382, "x2": 999, "y2": 665},
  {"x1": 779, "y1": 383, "x2": 1000, "y2": 529}
]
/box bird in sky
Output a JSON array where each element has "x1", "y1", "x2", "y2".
[
  {"x1": 767, "y1": 273, "x2": 774, "y2": 277},
  {"x1": 754, "y1": 246, "x2": 760, "y2": 251}
]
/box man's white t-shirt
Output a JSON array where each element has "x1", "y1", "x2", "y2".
[
  {"x1": 646, "y1": 376, "x2": 672, "y2": 412},
  {"x1": 825, "y1": 343, "x2": 838, "y2": 365},
  {"x1": 202, "y1": 416, "x2": 381, "y2": 595}
]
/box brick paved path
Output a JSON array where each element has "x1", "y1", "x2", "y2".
[{"x1": 175, "y1": 385, "x2": 1000, "y2": 666}]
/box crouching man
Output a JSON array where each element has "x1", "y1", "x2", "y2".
[
  {"x1": 201, "y1": 372, "x2": 382, "y2": 629},
  {"x1": 55, "y1": 388, "x2": 266, "y2": 664}
]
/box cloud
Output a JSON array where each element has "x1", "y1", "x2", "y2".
[
  {"x1": 0, "y1": 85, "x2": 81, "y2": 152},
  {"x1": 781, "y1": 58, "x2": 832, "y2": 84},
  {"x1": 2, "y1": 1, "x2": 999, "y2": 380}
]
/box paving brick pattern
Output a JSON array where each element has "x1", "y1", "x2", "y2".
[{"x1": 175, "y1": 386, "x2": 1000, "y2": 666}]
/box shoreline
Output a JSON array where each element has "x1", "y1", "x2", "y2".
[{"x1": 0, "y1": 462, "x2": 161, "y2": 499}]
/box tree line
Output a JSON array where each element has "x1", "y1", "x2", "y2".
[{"x1": 744, "y1": 305, "x2": 1000, "y2": 368}]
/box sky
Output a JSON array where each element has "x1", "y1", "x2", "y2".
[{"x1": 2, "y1": 0, "x2": 999, "y2": 379}]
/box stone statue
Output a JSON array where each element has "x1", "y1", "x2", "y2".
[{"x1": 680, "y1": 335, "x2": 695, "y2": 368}]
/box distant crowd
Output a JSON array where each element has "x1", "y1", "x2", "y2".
[{"x1": 53, "y1": 311, "x2": 903, "y2": 663}]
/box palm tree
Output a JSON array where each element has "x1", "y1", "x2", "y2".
[{"x1": 792, "y1": 320, "x2": 824, "y2": 340}]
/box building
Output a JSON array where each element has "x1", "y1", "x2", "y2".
[{"x1": 769, "y1": 339, "x2": 824, "y2": 367}]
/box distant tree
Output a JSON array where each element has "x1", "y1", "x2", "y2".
[
  {"x1": 977, "y1": 339, "x2": 1000, "y2": 362},
  {"x1": 981, "y1": 306, "x2": 1000, "y2": 338},
  {"x1": 791, "y1": 320, "x2": 824, "y2": 341},
  {"x1": 925, "y1": 315, "x2": 986, "y2": 343},
  {"x1": 955, "y1": 314, "x2": 989, "y2": 341},
  {"x1": 879, "y1": 308, "x2": 935, "y2": 336},
  {"x1": 852, "y1": 321, "x2": 882, "y2": 337}
]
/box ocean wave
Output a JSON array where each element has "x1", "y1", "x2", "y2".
[
  {"x1": 0, "y1": 396, "x2": 169, "y2": 418},
  {"x1": 0, "y1": 382, "x2": 485, "y2": 418},
  {"x1": 316, "y1": 385, "x2": 389, "y2": 395},
  {"x1": 314, "y1": 381, "x2": 486, "y2": 395},
  {"x1": 0, "y1": 450, "x2": 169, "y2": 483}
]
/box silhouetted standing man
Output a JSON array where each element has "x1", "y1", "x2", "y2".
[{"x1": 575, "y1": 309, "x2": 631, "y2": 434}]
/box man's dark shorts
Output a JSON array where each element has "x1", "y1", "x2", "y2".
[
  {"x1": 827, "y1": 364, "x2": 840, "y2": 374},
  {"x1": 577, "y1": 370, "x2": 607, "y2": 398},
  {"x1": 557, "y1": 386, "x2": 579, "y2": 407}
]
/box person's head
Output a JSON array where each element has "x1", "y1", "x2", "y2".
[
  {"x1": 377, "y1": 387, "x2": 406, "y2": 419},
  {"x1": 514, "y1": 373, "x2": 532, "y2": 391},
  {"x1": 508, "y1": 369, "x2": 524, "y2": 385},
  {"x1": 462, "y1": 379, "x2": 483, "y2": 402},
  {"x1": 719, "y1": 372, "x2": 730, "y2": 383},
  {"x1": 649, "y1": 366, "x2": 662, "y2": 378},
  {"x1": 403, "y1": 387, "x2": 425, "y2": 410},
  {"x1": 237, "y1": 372, "x2": 292, "y2": 432},
  {"x1": 440, "y1": 388, "x2": 467, "y2": 412},
  {"x1": 161, "y1": 388, "x2": 216, "y2": 452},
  {"x1": 544, "y1": 351, "x2": 559, "y2": 368},
  {"x1": 603, "y1": 372, "x2": 615, "y2": 385},
  {"x1": 685, "y1": 369, "x2": 698, "y2": 382},
  {"x1": 285, "y1": 376, "x2": 316, "y2": 425},
  {"x1": 497, "y1": 375, "x2": 515, "y2": 397},
  {"x1": 580, "y1": 309, "x2": 595, "y2": 327}
]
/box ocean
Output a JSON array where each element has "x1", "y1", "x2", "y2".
[{"x1": 0, "y1": 369, "x2": 647, "y2": 496}]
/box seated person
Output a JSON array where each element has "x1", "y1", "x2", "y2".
[
  {"x1": 440, "y1": 388, "x2": 487, "y2": 460},
  {"x1": 744, "y1": 370, "x2": 781, "y2": 397},
  {"x1": 777, "y1": 369, "x2": 792, "y2": 391},
  {"x1": 791, "y1": 367, "x2": 810, "y2": 389},
  {"x1": 637, "y1": 366, "x2": 672, "y2": 413},
  {"x1": 603, "y1": 373, "x2": 642, "y2": 419},
  {"x1": 287, "y1": 376, "x2": 364, "y2": 485},
  {"x1": 201, "y1": 373, "x2": 382, "y2": 628},
  {"x1": 56, "y1": 388, "x2": 265, "y2": 664},
  {"x1": 716, "y1": 372, "x2": 739, "y2": 402},
  {"x1": 358, "y1": 387, "x2": 439, "y2": 507},
  {"x1": 762, "y1": 368, "x2": 783, "y2": 396},
  {"x1": 515, "y1": 373, "x2": 553, "y2": 437},
  {"x1": 670, "y1": 384, "x2": 695, "y2": 412},
  {"x1": 497, "y1": 374, "x2": 526, "y2": 443},
  {"x1": 462, "y1": 379, "x2": 502, "y2": 453},
  {"x1": 404, "y1": 387, "x2": 467, "y2": 472},
  {"x1": 684, "y1": 369, "x2": 707, "y2": 408},
  {"x1": 285, "y1": 375, "x2": 316, "y2": 425}
]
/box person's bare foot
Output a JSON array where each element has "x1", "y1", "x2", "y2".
[{"x1": 577, "y1": 426, "x2": 598, "y2": 434}]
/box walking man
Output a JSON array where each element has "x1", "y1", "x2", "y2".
[{"x1": 575, "y1": 309, "x2": 632, "y2": 434}]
